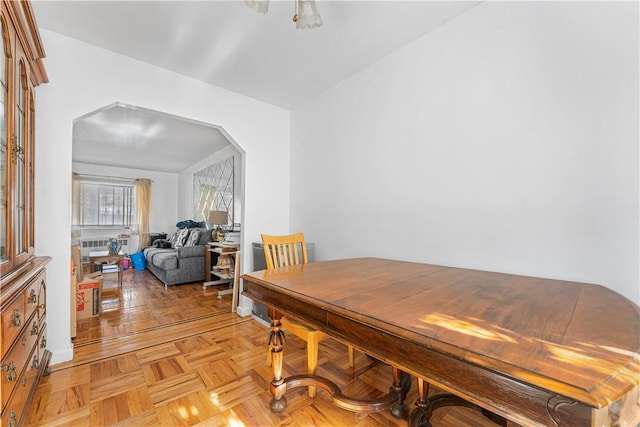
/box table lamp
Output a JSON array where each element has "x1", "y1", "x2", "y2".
[{"x1": 207, "y1": 210, "x2": 228, "y2": 242}]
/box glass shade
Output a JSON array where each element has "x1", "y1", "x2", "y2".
[
  {"x1": 245, "y1": 0, "x2": 269, "y2": 14},
  {"x1": 295, "y1": 0, "x2": 322, "y2": 29}
]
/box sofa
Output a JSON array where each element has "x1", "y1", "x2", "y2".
[{"x1": 143, "y1": 227, "x2": 212, "y2": 289}]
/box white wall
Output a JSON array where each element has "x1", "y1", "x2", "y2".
[
  {"x1": 35, "y1": 30, "x2": 291, "y2": 364},
  {"x1": 72, "y1": 162, "x2": 179, "y2": 243},
  {"x1": 290, "y1": 2, "x2": 639, "y2": 304}
]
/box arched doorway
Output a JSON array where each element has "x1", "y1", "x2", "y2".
[{"x1": 71, "y1": 102, "x2": 246, "y2": 344}]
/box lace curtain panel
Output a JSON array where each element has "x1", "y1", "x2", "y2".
[{"x1": 134, "y1": 178, "x2": 151, "y2": 251}]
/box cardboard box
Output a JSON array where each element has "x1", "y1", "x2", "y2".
[
  {"x1": 71, "y1": 259, "x2": 77, "y2": 337},
  {"x1": 76, "y1": 274, "x2": 103, "y2": 319},
  {"x1": 72, "y1": 243, "x2": 104, "y2": 320}
]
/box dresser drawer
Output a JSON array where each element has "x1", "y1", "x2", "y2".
[
  {"x1": 25, "y1": 271, "x2": 45, "y2": 324},
  {"x1": 36, "y1": 321, "x2": 47, "y2": 370},
  {"x1": 1, "y1": 258, "x2": 51, "y2": 426},
  {"x1": 0, "y1": 405, "x2": 19, "y2": 427},
  {"x1": 0, "y1": 342, "x2": 38, "y2": 427},
  {"x1": 37, "y1": 272, "x2": 46, "y2": 320},
  {"x1": 1, "y1": 294, "x2": 25, "y2": 360},
  {"x1": 1, "y1": 318, "x2": 39, "y2": 409}
]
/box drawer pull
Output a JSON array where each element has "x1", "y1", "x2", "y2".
[
  {"x1": 41, "y1": 336, "x2": 47, "y2": 348},
  {"x1": 22, "y1": 377, "x2": 27, "y2": 387},
  {"x1": 11, "y1": 309, "x2": 21, "y2": 327},
  {"x1": 2, "y1": 361, "x2": 17, "y2": 381},
  {"x1": 32, "y1": 354, "x2": 39, "y2": 369},
  {"x1": 29, "y1": 288, "x2": 37, "y2": 303},
  {"x1": 8, "y1": 409, "x2": 17, "y2": 427},
  {"x1": 38, "y1": 303, "x2": 45, "y2": 310},
  {"x1": 31, "y1": 320, "x2": 39, "y2": 336}
]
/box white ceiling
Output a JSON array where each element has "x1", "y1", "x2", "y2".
[
  {"x1": 73, "y1": 103, "x2": 231, "y2": 173},
  {"x1": 32, "y1": 0, "x2": 480, "y2": 172}
]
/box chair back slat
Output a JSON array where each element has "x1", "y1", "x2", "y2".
[{"x1": 261, "y1": 233, "x2": 308, "y2": 270}]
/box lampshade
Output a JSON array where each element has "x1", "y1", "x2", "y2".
[
  {"x1": 244, "y1": 0, "x2": 268, "y2": 14},
  {"x1": 294, "y1": 0, "x2": 322, "y2": 30},
  {"x1": 207, "y1": 210, "x2": 228, "y2": 226}
]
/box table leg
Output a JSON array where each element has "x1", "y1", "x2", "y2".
[
  {"x1": 409, "y1": 378, "x2": 431, "y2": 427},
  {"x1": 260, "y1": 305, "x2": 411, "y2": 417},
  {"x1": 118, "y1": 259, "x2": 123, "y2": 294},
  {"x1": 409, "y1": 377, "x2": 507, "y2": 427},
  {"x1": 267, "y1": 308, "x2": 288, "y2": 412},
  {"x1": 390, "y1": 366, "x2": 411, "y2": 419}
]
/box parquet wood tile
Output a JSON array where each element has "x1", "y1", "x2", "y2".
[
  {"x1": 208, "y1": 374, "x2": 265, "y2": 412},
  {"x1": 147, "y1": 371, "x2": 205, "y2": 407},
  {"x1": 104, "y1": 410, "x2": 160, "y2": 427},
  {"x1": 28, "y1": 268, "x2": 503, "y2": 426},
  {"x1": 28, "y1": 380, "x2": 90, "y2": 424},
  {"x1": 136, "y1": 343, "x2": 183, "y2": 365},
  {"x1": 90, "y1": 370, "x2": 148, "y2": 403},
  {"x1": 90, "y1": 353, "x2": 141, "y2": 379},
  {"x1": 29, "y1": 405, "x2": 92, "y2": 427},
  {"x1": 143, "y1": 355, "x2": 193, "y2": 384},
  {"x1": 225, "y1": 394, "x2": 291, "y2": 427},
  {"x1": 36, "y1": 364, "x2": 91, "y2": 392},
  {"x1": 155, "y1": 389, "x2": 223, "y2": 426},
  {"x1": 178, "y1": 335, "x2": 227, "y2": 367},
  {"x1": 90, "y1": 386, "x2": 154, "y2": 425},
  {"x1": 196, "y1": 358, "x2": 244, "y2": 389}
]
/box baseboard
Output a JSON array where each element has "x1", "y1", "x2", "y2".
[
  {"x1": 49, "y1": 343, "x2": 74, "y2": 366},
  {"x1": 236, "y1": 303, "x2": 253, "y2": 317},
  {"x1": 251, "y1": 314, "x2": 270, "y2": 327}
]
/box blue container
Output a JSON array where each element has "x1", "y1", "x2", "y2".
[{"x1": 130, "y1": 252, "x2": 146, "y2": 270}]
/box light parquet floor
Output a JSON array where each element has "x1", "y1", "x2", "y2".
[
  {"x1": 29, "y1": 269, "x2": 502, "y2": 427},
  {"x1": 75, "y1": 268, "x2": 232, "y2": 345}
]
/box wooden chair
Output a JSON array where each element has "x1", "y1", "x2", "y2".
[{"x1": 261, "y1": 233, "x2": 354, "y2": 397}]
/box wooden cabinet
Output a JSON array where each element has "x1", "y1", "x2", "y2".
[{"x1": 0, "y1": 1, "x2": 49, "y2": 425}]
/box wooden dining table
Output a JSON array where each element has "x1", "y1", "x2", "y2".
[{"x1": 241, "y1": 257, "x2": 640, "y2": 427}]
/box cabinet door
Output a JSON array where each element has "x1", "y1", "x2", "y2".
[
  {"x1": 0, "y1": 10, "x2": 12, "y2": 273},
  {"x1": 0, "y1": 1, "x2": 45, "y2": 278},
  {"x1": 12, "y1": 40, "x2": 31, "y2": 267}
]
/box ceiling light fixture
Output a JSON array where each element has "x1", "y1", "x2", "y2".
[{"x1": 244, "y1": 0, "x2": 323, "y2": 30}]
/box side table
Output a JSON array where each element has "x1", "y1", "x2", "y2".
[
  {"x1": 89, "y1": 251, "x2": 124, "y2": 296},
  {"x1": 204, "y1": 242, "x2": 241, "y2": 312}
]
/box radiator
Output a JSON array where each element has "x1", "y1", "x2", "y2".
[{"x1": 80, "y1": 238, "x2": 130, "y2": 264}]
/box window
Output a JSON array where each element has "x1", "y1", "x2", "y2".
[{"x1": 75, "y1": 177, "x2": 135, "y2": 227}]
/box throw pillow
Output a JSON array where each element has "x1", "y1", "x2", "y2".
[
  {"x1": 153, "y1": 239, "x2": 172, "y2": 249},
  {"x1": 198, "y1": 228, "x2": 213, "y2": 245},
  {"x1": 167, "y1": 231, "x2": 179, "y2": 244},
  {"x1": 173, "y1": 228, "x2": 190, "y2": 248},
  {"x1": 184, "y1": 229, "x2": 201, "y2": 247}
]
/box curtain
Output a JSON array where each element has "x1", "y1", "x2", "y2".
[{"x1": 134, "y1": 178, "x2": 151, "y2": 251}]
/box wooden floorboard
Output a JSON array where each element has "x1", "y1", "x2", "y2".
[{"x1": 29, "y1": 268, "x2": 502, "y2": 426}]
